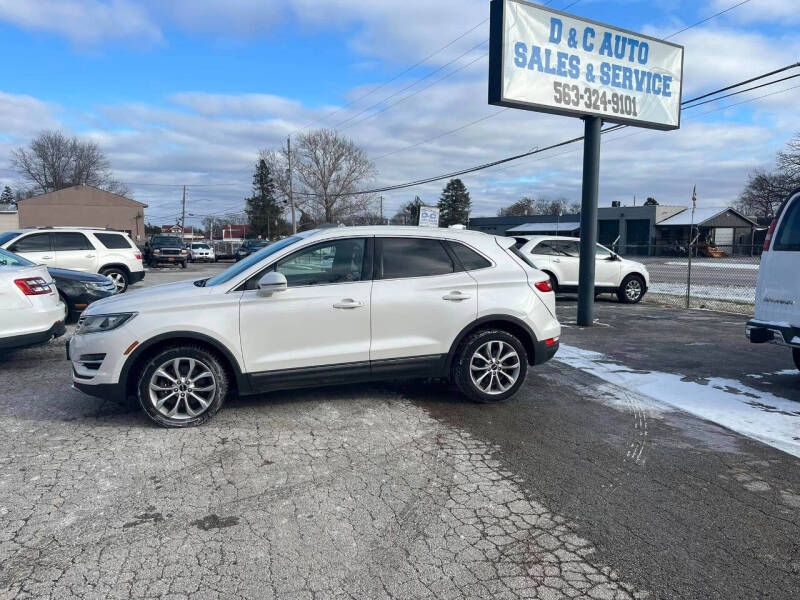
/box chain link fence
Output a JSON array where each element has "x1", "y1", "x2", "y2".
[{"x1": 619, "y1": 244, "x2": 761, "y2": 314}]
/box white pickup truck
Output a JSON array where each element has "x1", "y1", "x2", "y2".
[{"x1": 746, "y1": 189, "x2": 800, "y2": 371}]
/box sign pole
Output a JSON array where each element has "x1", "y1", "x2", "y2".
[{"x1": 577, "y1": 116, "x2": 602, "y2": 326}]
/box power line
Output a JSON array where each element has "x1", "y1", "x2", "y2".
[{"x1": 665, "y1": 0, "x2": 752, "y2": 40}]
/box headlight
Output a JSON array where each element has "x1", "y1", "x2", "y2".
[
  {"x1": 153, "y1": 249, "x2": 161, "y2": 254},
  {"x1": 181, "y1": 249, "x2": 188, "y2": 254},
  {"x1": 75, "y1": 313, "x2": 136, "y2": 334},
  {"x1": 87, "y1": 281, "x2": 114, "y2": 290}
]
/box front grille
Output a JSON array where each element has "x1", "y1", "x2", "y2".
[{"x1": 160, "y1": 249, "x2": 181, "y2": 256}]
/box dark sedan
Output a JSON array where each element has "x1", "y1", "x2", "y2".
[
  {"x1": 235, "y1": 239, "x2": 270, "y2": 261},
  {"x1": 0, "y1": 248, "x2": 117, "y2": 322}
]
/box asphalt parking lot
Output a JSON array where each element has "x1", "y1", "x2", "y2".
[{"x1": 1, "y1": 263, "x2": 798, "y2": 600}]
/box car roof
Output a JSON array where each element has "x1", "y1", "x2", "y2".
[
  {"x1": 516, "y1": 235, "x2": 580, "y2": 243},
  {"x1": 304, "y1": 226, "x2": 496, "y2": 240},
  {"x1": 10, "y1": 227, "x2": 130, "y2": 235}
]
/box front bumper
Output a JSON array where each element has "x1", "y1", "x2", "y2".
[
  {"x1": 746, "y1": 320, "x2": 800, "y2": 348},
  {"x1": 0, "y1": 320, "x2": 66, "y2": 350}
]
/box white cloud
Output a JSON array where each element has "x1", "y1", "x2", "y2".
[
  {"x1": 710, "y1": 0, "x2": 800, "y2": 25},
  {"x1": 0, "y1": 0, "x2": 162, "y2": 47}
]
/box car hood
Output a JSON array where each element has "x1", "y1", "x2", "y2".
[
  {"x1": 84, "y1": 279, "x2": 206, "y2": 315},
  {"x1": 48, "y1": 268, "x2": 110, "y2": 283}
]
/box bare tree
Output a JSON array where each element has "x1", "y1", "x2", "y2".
[
  {"x1": 734, "y1": 169, "x2": 797, "y2": 219},
  {"x1": 777, "y1": 133, "x2": 800, "y2": 179},
  {"x1": 262, "y1": 129, "x2": 374, "y2": 225},
  {"x1": 10, "y1": 130, "x2": 128, "y2": 196},
  {"x1": 498, "y1": 195, "x2": 578, "y2": 216}
]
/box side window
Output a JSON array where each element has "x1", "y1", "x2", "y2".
[
  {"x1": 9, "y1": 233, "x2": 51, "y2": 253},
  {"x1": 379, "y1": 237, "x2": 454, "y2": 279},
  {"x1": 53, "y1": 232, "x2": 94, "y2": 251},
  {"x1": 94, "y1": 233, "x2": 134, "y2": 249},
  {"x1": 553, "y1": 240, "x2": 580, "y2": 257},
  {"x1": 449, "y1": 241, "x2": 491, "y2": 271},
  {"x1": 531, "y1": 241, "x2": 559, "y2": 256},
  {"x1": 276, "y1": 238, "x2": 366, "y2": 287},
  {"x1": 594, "y1": 244, "x2": 612, "y2": 259},
  {"x1": 774, "y1": 200, "x2": 800, "y2": 251}
]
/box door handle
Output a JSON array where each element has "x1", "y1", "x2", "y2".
[
  {"x1": 333, "y1": 299, "x2": 364, "y2": 309},
  {"x1": 85, "y1": 254, "x2": 95, "y2": 258},
  {"x1": 42, "y1": 255, "x2": 53, "y2": 260},
  {"x1": 552, "y1": 258, "x2": 561, "y2": 263},
  {"x1": 443, "y1": 291, "x2": 471, "y2": 301}
]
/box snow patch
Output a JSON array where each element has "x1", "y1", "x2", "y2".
[
  {"x1": 649, "y1": 282, "x2": 755, "y2": 303},
  {"x1": 556, "y1": 344, "x2": 800, "y2": 458},
  {"x1": 664, "y1": 261, "x2": 760, "y2": 271}
]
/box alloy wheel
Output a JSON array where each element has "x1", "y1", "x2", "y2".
[
  {"x1": 469, "y1": 340, "x2": 521, "y2": 395},
  {"x1": 148, "y1": 357, "x2": 217, "y2": 420},
  {"x1": 625, "y1": 278, "x2": 642, "y2": 301},
  {"x1": 108, "y1": 272, "x2": 126, "y2": 292}
]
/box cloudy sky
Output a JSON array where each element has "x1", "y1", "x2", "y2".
[{"x1": 0, "y1": 0, "x2": 798, "y2": 226}]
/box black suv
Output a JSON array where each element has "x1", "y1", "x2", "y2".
[
  {"x1": 235, "y1": 239, "x2": 270, "y2": 261},
  {"x1": 144, "y1": 235, "x2": 188, "y2": 268}
]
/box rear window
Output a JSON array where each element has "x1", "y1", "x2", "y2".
[
  {"x1": 95, "y1": 233, "x2": 134, "y2": 249},
  {"x1": 53, "y1": 232, "x2": 94, "y2": 251},
  {"x1": 448, "y1": 241, "x2": 492, "y2": 271},
  {"x1": 774, "y1": 199, "x2": 800, "y2": 251},
  {"x1": 379, "y1": 238, "x2": 454, "y2": 279}
]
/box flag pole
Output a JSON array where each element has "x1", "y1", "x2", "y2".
[{"x1": 686, "y1": 185, "x2": 697, "y2": 308}]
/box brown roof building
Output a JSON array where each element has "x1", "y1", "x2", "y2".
[{"x1": 17, "y1": 185, "x2": 147, "y2": 243}]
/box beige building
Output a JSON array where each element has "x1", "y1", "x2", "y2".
[
  {"x1": 18, "y1": 185, "x2": 147, "y2": 242},
  {"x1": 0, "y1": 205, "x2": 19, "y2": 234}
]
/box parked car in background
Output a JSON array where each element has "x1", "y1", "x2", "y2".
[
  {"x1": 144, "y1": 235, "x2": 187, "y2": 268},
  {"x1": 514, "y1": 236, "x2": 650, "y2": 303},
  {"x1": 0, "y1": 253, "x2": 65, "y2": 350},
  {"x1": 0, "y1": 227, "x2": 144, "y2": 293},
  {"x1": 188, "y1": 242, "x2": 216, "y2": 262},
  {"x1": 235, "y1": 239, "x2": 269, "y2": 261},
  {"x1": 0, "y1": 248, "x2": 118, "y2": 322},
  {"x1": 212, "y1": 240, "x2": 239, "y2": 261},
  {"x1": 746, "y1": 189, "x2": 800, "y2": 371},
  {"x1": 69, "y1": 226, "x2": 561, "y2": 427}
]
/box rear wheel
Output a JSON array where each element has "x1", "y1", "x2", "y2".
[
  {"x1": 617, "y1": 274, "x2": 645, "y2": 304},
  {"x1": 793, "y1": 348, "x2": 800, "y2": 372},
  {"x1": 453, "y1": 329, "x2": 528, "y2": 403},
  {"x1": 137, "y1": 345, "x2": 228, "y2": 427},
  {"x1": 100, "y1": 267, "x2": 129, "y2": 293}
]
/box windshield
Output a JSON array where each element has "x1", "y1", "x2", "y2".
[
  {"x1": 152, "y1": 236, "x2": 183, "y2": 246},
  {"x1": 0, "y1": 231, "x2": 22, "y2": 246},
  {"x1": 0, "y1": 247, "x2": 35, "y2": 267},
  {"x1": 192, "y1": 243, "x2": 210, "y2": 249},
  {"x1": 205, "y1": 232, "x2": 317, "y2": 287}
]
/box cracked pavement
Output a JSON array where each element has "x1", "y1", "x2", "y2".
[{"x1": 0, "y1": 276, "x2": 798, "y2": 599}]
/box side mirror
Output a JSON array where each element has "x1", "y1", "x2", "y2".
[{"x1": 257, "y1": 271, "x2": 287, "y2": 296}]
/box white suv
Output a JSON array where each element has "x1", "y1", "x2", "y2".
[
  {"x1": 0, "y1": 227, "x2": 145, "y2": 293},
  {"x1": 514, "y1": 236, "x2": 650, "y2": 303},
  {"x1": 746, "y1": 189, "x2": 800, "y2": 371},
  {"x1": 68, "y1": 227, "x2": 561, "y2": 427}
]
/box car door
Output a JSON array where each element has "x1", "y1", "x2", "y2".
[
  {"x1": 550, "y1": 240, "x2": 580, "y2": 286},
  {"x1": 370, "y1": 236, "x2": 477, "y2": 365},
  {"x1": 527, "y1": 240, "x2": 556, "y2": 272},
  {"x1": 239, "y1": 237, "x2": 373, "y2": 381},
  {"x1": 756, "y1": 193, "x2": 800, "y2": 326},
  {"x1": 7, "y1": 232, "x2": 56, "y2": 268},
  {"x1": 593, "y1": 243, "x2": 622, "y2": 287},
  {"x1": 53, "y1": 231, "x2": 98, "y2": 272}
]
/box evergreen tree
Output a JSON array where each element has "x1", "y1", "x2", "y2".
[
  {"x1": 438, "y1": 178, "x2": 471, "y2": 227},
  {"x1": 246, "y1": 159, "x2": 282, "y2": 239},
  {"x1": 0, "y1": 186, "x2": 14, "y2": 207}
]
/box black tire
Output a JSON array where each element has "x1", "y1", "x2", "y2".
[
  {"x1": 100, "y1": 267, "x2": 129, "y2": 293},
  {"x1": 452, "y1": 329, "x2": 528, "y2": 403},
  {"x1": 543, "y1": 271, "x2": 558, "y2": 294},
  {"x1": 617, "y1": 274, "x2": 646, "y2": 304},
  {"x1": 137, "y1": 344, "x2": 228, "y2": 428},
  {"x1": 793, "y1": 348, "x2": 800, "y2": 372},
  {"x1": 58, "y1": 292, "x2": 72, "y2": 323}
]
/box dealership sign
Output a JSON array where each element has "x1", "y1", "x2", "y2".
[
  {"x1": 489, "y1": 0, "x2": 684, "y2": 130},
  {"x1": 418, "y1": 206, "x2": 440, "y2": 227}
]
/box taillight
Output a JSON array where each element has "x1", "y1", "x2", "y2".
[
  {"x1": 763, "y1": 219, "x2": 777, "y2": 251},
  {"x1": 134, "y1": 253, "x2": 142, "y2": 260},
  {"x1": 534, "y1": 279, "x2": 553, "y2": 292},
  {"x1": 15, "y1": 277, "x2": 52, "y2": 295},
  {"x1": 545, "y1": 337, "x2": 559, "y2": 346}
]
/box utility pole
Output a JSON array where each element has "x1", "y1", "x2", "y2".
[
  {"x1": 576, "y1": 116, "x2": 601, "y2": 326},
  {"x1": 379, "y1": 195, "x2": 384, "y2": 224},
  {"x1": 287, "y1": 136, "x2": 296, "y2": 234},
  {"x1": 181, "y1": 185, "x2": 187, "y2": 234}
]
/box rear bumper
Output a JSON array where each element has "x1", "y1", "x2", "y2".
[
  {"x1": 0, "y1": 320, "x2": 66, "y2": 350},
  {"x1": 746, "y1": 320, "x2": 800, "y2": 348},
  {"x1": 532, "y1": 339, "x2": 559, "y2": 365},
  {"x1": 128, "y1": 270, "x2": 146, "y2": 285}
]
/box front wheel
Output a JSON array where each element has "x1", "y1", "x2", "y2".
[
  {"x1": 137, "y1": 345, "x2": 228, "y2": 427},
  {"x1": 100, "y1": 267, "x2": 129, "y2": 293},
  {"x1": 453, "y1": 329, "x2": 528, "y2": 403},
  {"x1": 793, "y1": 348, "x2": 800, "y2": 372},
  {"x1": 617, "y1": 274, "x2": 645, "y2": 304}
]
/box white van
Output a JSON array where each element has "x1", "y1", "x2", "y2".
[{"x1": 746, "y1": 190, "x2": 800, "y2": 371}]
